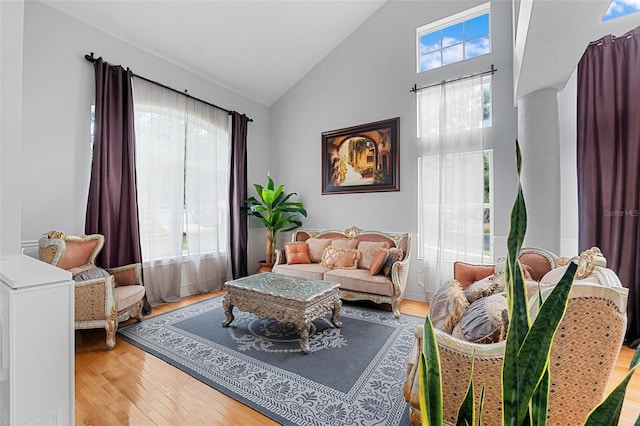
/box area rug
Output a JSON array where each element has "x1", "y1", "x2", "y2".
[{"x1": 117, "y1": 295, "x2": 423, "y2": 425}]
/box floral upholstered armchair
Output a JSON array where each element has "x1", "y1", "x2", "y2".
[{"x1": 38, "y1": 231, "x2": 146, "y2": 350}]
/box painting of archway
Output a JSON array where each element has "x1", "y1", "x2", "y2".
[{"x1": 322, "y1": 117, "x2": 399, "y2": 194}]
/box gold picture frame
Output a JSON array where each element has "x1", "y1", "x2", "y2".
[{"x1": 321, "y1": 117, "x2": 400, "y2": 195}]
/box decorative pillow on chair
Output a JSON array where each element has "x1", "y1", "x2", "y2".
[
  {"x1": 284, "y1": 242, "x2": 311, "y2": 265},
  {"x1": 321, "y1": 246, "x2": 360, "y2": 269},
  {"x1": 306, "y1": 238, "x2": 332, "y2": 263},
  {"x1": 369, "y1": 247, "x2": 389, "y2": 275},
  {"x1": 429, "y1": 279, "x2": 469, "y2": 334},
  {"x1": 382, "y1": 248, "x2": 404, "y2": 276},
  {"x1": 72, "y1": 266, "x2": 111, "y2": 281},
  {"x1": 358, "y1": 241, "x2": 390, "y2": 270},
  {"x1": 452, "y1": 292, "x2": 509, "y2": 344},
  {"x1": 464, "y1": 272, "x2": 506, "y2": 303},
  {"x1": 453, "y1": 262, "x2": 496, "y2": 289}
]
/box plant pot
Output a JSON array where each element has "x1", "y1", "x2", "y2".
[{"x1": 257, "y1": 261, "x2": 274, "y2": 274}]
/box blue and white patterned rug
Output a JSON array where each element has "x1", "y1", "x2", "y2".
[{"x1": 117, "y1": 295, "x2": 422, "y2": 425}]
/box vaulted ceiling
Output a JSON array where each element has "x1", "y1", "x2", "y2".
[
  {"x1": 42, "y1": 0, "x2": 386, "y2": 107},
  {"x1": 42, "y1": 0, "x2": 640, "y2": 107}
]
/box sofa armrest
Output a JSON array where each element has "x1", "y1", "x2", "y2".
[
  {"x1": 274, "y1": 249, "x2": 285, "y2": 266},
  {"x1": 106, "y1": 263, "x2": 142, "y2": 286},
  {"x1": 390, "y1": 234, "x2": 411, "y2": 298}
]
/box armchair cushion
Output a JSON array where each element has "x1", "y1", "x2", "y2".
[
  {"x1": 452, "y1": 292, "x2": 508, "y2": 344},
  {"x1": 429, "y1": 280, "x2": 469, "y2": 334},
  {"x1": 453, "y1": 262, "x2": 495, "y2": 289},
  {"x1": 73, "y1": 266, "x2": 111, "y2": 281}
]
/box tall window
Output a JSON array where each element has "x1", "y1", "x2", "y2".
[
  {"x1": 133, "y1": 77, "x2": 230, "y2": 304},
  {"x1": 418, "y1": 73, "x2": 491, "y2": 295},
  {"x1": 417, "y1": 2, "x2": 491, "y2": 73}
]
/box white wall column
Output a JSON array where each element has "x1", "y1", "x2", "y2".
[
  {"x1": 0, "y1": 0, "x2": 24, "y2": 258},
  {"x1": 517, "y1": 88, "x2": 561, "y2": 254}
]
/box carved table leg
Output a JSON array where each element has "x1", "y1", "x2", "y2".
[
  {"x1": 331, "y1": 297, "x2": 342, "y2": 328},
  {"x1": 298, "y1": 318, "x2": 312, "y2": 354},
  {"x1": 221, "y1": 293, "x2": 235, "y2": 327}
]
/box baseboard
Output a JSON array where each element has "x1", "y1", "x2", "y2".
[{"x1": 180, "y1": 282, "x2": 200, "y2": 298}]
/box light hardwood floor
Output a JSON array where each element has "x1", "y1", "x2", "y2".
[{"x1": 75, "y1": 292, "x2": 640, "y2": 425}]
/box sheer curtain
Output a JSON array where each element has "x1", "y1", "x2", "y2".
[
  {"x1": 133, "y1": 77, "x2": 230, "y2": 306},
  {"x1": 418, "y1": 74, "x2": 488, "y2": 297}
]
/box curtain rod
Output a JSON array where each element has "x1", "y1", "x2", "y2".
[
  {"x1": 84, "y1": 52, "x2": 253, "y2": 122},
  {"x1": 410, "y1": 64, "x2": 497, "y2": 93}
]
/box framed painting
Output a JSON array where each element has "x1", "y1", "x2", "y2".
[{"x1": 321, "y1": 117, "x2": 400, "y2": 195}]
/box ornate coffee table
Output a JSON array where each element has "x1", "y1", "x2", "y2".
[{"x1": 222, "y1": 272, "x2": 342, "y2": 354}]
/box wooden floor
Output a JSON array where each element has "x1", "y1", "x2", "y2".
[{"x1": 75, "y1": 291, "x2": 640, "y2": 425}]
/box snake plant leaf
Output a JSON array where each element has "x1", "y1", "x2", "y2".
[
  {"x1": 478, "y1": 386, "x2": 485, "y2": 426},
  {"x1": 419, "y1": 317, "x2": 443, "y2": 426},
  {"x1": 583, "y1": 347, "x2": 640, "y2": 426},
  {"x1": 456, "y1": 354, "x2": 476, "y2": 426},
  {"x1": 505, "y1": 263, "x2": 575, "y2": 425},
  {"x1": 531, "y1": 364, "x2": 549, "y2": 426},
  {"x1": 531, "y1": 286, "x2": 550, "y2": 426}
]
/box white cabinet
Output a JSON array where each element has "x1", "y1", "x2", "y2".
[{"x1": 0, "y1": 255, "x2": 74, "y2": 426}]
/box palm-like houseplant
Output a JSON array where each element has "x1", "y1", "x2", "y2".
[
  {"x1": 242, "y1": 177, "x2": 307, "y2": 267},
  {"x1": 418, "y1": 141, "x2": 640, "y2": 426}
]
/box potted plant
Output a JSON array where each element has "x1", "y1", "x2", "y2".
[{"x1": 242, "y1": 176, "x2": 307, "y2": 272}]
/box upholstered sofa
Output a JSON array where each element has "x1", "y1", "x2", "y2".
[
  {"x1": 38, "y1": 231, "x2": 146, "y2": 350},
  {"x1": 272, "y1": 226, "x2": 411, "y2": 318},
  {"x1": 403, "y1": 247, "x2": 628, "y2": 426}
]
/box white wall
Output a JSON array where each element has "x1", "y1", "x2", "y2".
[
  {"x1": 268, "y1": 0, "x2": 518, "y2": 300},
  {"x1": 1, "y1": 0, "x2": 24, "y2": 257},
  {"x1": 558, "y1": 68, "x2": 579, "y2": 257},
  {"x1": 21, "y1": 1, "x2": 270, "y2": 245}
]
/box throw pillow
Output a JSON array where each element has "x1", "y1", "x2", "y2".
[
  {"x1": 72, "y1": 266, "x2": 111, "y2": 281},
  {"x1": 429, "y1": 279, "x2": 469, "y2": 334},
  {"x1": 306, "y1": 238, "x2": 332, "y2": 263},
  {"x1": 369, "y1": 247, "x2": 389, "y2": 275},
  {"x1": 519, "y1": 252, "x2": 553, "y2": 281},
  {"x1": 464, "y1": 272, "x2": 506, "y2": 303},
  {"x1": 358, "y1": 241, "x2": 390, "y2": 270},
  {"x1": 453, "y1": 262, "x2": 496, "y2": 289},
  {"x1": 452, "y1": 292, "x2": 509, "y2": 344},
  {"x1": 382, "y1": 248, "x2": 404, "y2": 277},
  {"x1": 331, "y1": 238, "x2": 359, "y2": 250},
  {"x1": 284, "y1": 242, "x2": 311, "y2": 265},
  {"x1": 320, "y1": 246, "x2": 360, "y2": 269}
]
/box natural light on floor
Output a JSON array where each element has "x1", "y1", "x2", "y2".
[{"x1": 603, "y1": 0, "x2": 640, "y2": 21}]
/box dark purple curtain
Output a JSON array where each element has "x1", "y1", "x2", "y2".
[
  {"x1": 86, "y1": 58, "x2": 150, "y2": 314},
  {"x1": 577, "y1": 26, "x2": 640, "y2": 346},
  {"x1": 229, "y1": 112, "x2": 249, "y2": 278}
]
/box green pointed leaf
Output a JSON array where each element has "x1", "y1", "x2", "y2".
[
  {"x1": 531, "y1": 364, "x2": 549, "y2": 426},
  {"x1": 504, "y1": 263, "x2": 575, "y2": 425},
  {"x1": 478, "y1": 386, "x2": 485, "y2": 426},
  {"x1": 419, "y1": 317, "x2": 443, "y2": 426},
  {"x1": 456, "y1": 353, "x2": 475, "y2": 426},
  {"x1": 584, "y1": 361, "x2": 640, "y2": 426}
]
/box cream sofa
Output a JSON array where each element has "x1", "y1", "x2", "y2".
[{"x1": 273, "y1": 226, "x2": 411, "y2": 318}]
